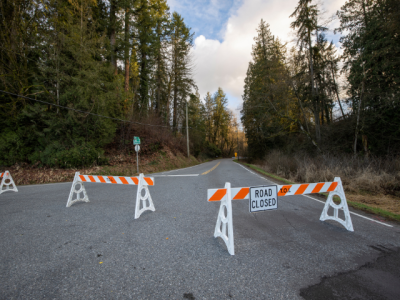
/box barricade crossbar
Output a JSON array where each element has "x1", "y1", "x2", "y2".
[
  {"x1": 208, "y1": 181, "x2": 338, "y2": 202},
  {"x1": 78, "y1": 174, "x2": 154, "y2": 186}
]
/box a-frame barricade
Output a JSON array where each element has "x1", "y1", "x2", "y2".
[
  {"x1": 66, "y1": 172, "x2": 155, "y2": 219},
  {"x1": 207, "y1": 177, "x2": 353, "y2": 255},
  {"x1": 0, "y1": 171, "x2": 18, "y2": 194}
]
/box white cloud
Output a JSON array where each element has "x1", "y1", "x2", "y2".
[{"x1": 169, "y1": 0, "x2": 350, "y2": 120}]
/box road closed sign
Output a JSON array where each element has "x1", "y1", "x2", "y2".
[{"x1": 249, "y1": 185, "x2": 278, "y2": 212}]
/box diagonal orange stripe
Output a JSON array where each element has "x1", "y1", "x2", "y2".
[
  {"x1": 209, "y1": 189, "x2": 227, "y2": 201},
  {"x1": 278, "y1": 185, "x2": 292, "y2": 196},
  {"x1": 311, "y1": 183, "x2": 324, "y2": 193},
  {"x1": 144, "y1": 177, "x2": 154, "y2": 186},
  {"x1": 108, "y1": 176, "x2": 117, "y2": 184},
  {"x1": 98, "y1": 176, "x2": 106, "y2": 183},
  {"x1": 327, "y1": 182, "x2": 338, "y2": 192},
  {"x1": 79, "y1": 175, "x2": 86, "y2": 182},
  {"x1": 88, "y1": 175, "x2": 96, "y2": 182},
  {"x1": 131, "y1": 177, "x2": 139, "y2": 185},
  {"x1": 119, "y1": 177, "x2": 128, "y2": 184},
  {"x1": 233, "y1": 188, "x2": 249, "y2": 200},
  {"x1": 295, "y1": 184, "x2": 309, "y2": 195}
]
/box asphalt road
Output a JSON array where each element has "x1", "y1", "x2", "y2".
[{"x1": 1, "y1": 159, "x2": 400, "y2": 299}]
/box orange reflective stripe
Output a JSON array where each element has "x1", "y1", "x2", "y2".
[
  {"x1": 278, "y1": 185, "x2": 292, "y2": 196},
  {"x1": 233, "y1": 188, "x2": 249, "y2": 200},
  {"x1": 108, "y1": 176, "x2": 117, "y2": 184},
  {"x1": 88, "y1": 175, "x2": 96, "y2": 182},
  {"x1": 131, "y1": 177, "x2": 139, "y2": 185},
  {"x1": 209, "y1": 189, "x2": 227, "y2": 201},
  {"x1": 311, "y1": 183, "x2": 324, "y2": 193},
  {"x1": 98, "y1": 176, "x2": 106, "y2": 183},
  {"x1": 144, "y1": 177, "x2": 154, "y2": 186},
  {"x1": 327, "y1": 182, "x2": 338, "y2": 192},
  {"x1": 79, "y1": 175, "x2": 86, "y2": 182},
  {"x1": 119, "y1": 177, "x2": 128, "y2": 184},
  {"x1": 295, "y1": 184, "x2": 309, "y2": 195}
]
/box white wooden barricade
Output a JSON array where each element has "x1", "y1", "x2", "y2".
[
  {"x1": 207, "y1": 177, "x2": 353, "y2": 255},
  {"x1": 0, "y1": 171, "x2": 18, "y2": 194},
  {"x1": 66, "y1": 172, "x2": 155, "y2": 219}
]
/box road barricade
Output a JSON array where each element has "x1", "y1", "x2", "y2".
[
  {"x1": 207, "y1": 177, "x2": 353, "y2": 255},
  {"x1": 0, "y1": 171, "x2": 18, "y2": 194},
  {"x1": 66, "y1": 172, "x2": 155, "y2": 219}
]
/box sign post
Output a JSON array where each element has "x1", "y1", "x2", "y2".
[
  {"x1": 249, "y1": 185, "x2": 278, "y2": 212},
  {"x1": 133, "y1": 137, "x2": 141, "y2": 174}
]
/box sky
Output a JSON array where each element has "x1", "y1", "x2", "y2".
[{"x1": 167, "y1": 0, "x2": 348, "y2": 122}]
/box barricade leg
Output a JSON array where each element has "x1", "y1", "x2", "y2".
[
  {"x1": 134, "y1": 173, "x2": 155, "y2": 219},
  {"x1": 0, "y1": 171, "x2": 18, "y2": 194},
  {"x1": 66, "y1": 172, "x2": 89, "y2": 207},
  {"x1": 320, "y1": 177, "x2": 354, "y2": 231},
  {"x1": 214, "y1": 182, "x2": 235, "y2": 255}
]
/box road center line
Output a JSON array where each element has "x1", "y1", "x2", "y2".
[
  {"x1": 201, "y1": 162, "x2": 221, "y2": 175},
  {"x1": 234, "y1": 161, "x2": 394, "y2": 228}
]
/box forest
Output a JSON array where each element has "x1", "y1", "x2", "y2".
[
  {"x1": 0, "y1": 0, "x2": 242, "y2": 168},
  {"x1": 242, "y1": 0, "x2": 399, "y2": 159},
  {"x1": 1, "y1": 0, "x2": 399, "y2": 172}
]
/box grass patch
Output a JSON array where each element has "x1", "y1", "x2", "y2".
[
  {"x1": 149, "y1": 160, "x2": 159, "y2": 166},
  {"x1": 234, "y1": 160, "x2": 400, "y2": 223}
]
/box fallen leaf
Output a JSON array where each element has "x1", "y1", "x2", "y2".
[{"x1": 99, "y1": 262, "x2": 103, "y2": 264}]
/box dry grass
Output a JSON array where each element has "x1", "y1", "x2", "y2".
[
  {"x1": 4, "y1": 147, "x2": 200, "y2": 186},
  {"x1": 256, "y1": 150, "x2": 400, "y2": 214}
]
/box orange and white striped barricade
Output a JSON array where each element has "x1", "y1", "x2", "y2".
[
  {"x1": 66, "y1": 172, "x2": 155, "y2": 219},
  {"x1": 207, "y1": 177, "x2": 353, "y2": 255},
  {"x1": 0, "y1": 170, "x2": 18, "y2": 194}
]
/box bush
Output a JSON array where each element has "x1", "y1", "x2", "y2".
[
  {"x1": 35, "y1": 142, "x2": 108, "y2": 168},
  {"x1": 203, "y1": 142, "x2": 222, "y2": 158},
  {"x1": 259, "y1": 150, "x2": 400, "y2": 196}
]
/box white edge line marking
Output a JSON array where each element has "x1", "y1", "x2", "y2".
[
  {"x1": 234, "y1": 161, "x2": 394, "y2": 228},
  {"x1": 302, "y1": 195, "x2": 393, "y2": 227}
]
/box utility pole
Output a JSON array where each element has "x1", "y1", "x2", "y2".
[
  {"x1": 186, "y1": 100, "x2": 189, "y2": 158},
  {"x1": 237, "y1": 127, "x2": 239, "y2": 161}
]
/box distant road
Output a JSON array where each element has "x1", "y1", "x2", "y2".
[{"x1": 1, "y1": 159, "x2": 399, "y2": 299}]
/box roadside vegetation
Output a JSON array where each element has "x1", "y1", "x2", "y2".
[
  {"x1": 238, "y1": 0, "x2": 399, "y2": 220},
  {"x1": 0, "y1": 0, "x2": 244, "y2": 174}
]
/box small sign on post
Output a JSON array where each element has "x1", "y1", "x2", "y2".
[
  {"x1": 249, "y1": 185, "x2": 278, "y2": 212},
  {"x1": 134, "y1": 137, "x2": 140, "y2": 173}
]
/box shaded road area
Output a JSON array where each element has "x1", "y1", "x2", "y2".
[{"x1": 1, "y1": 159, "x2": 399, "y2": 299}]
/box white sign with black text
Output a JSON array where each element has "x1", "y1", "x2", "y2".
[{"x1": 249, "y1": 185, "x2": 278, "y2": 212}]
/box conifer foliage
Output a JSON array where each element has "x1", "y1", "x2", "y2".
[
  {"x1": 0, "y1": 0, "x2": 231, "y2": 167},
  {"x1": 241, "y1": 0, "x2": 399, "y2": 159}
]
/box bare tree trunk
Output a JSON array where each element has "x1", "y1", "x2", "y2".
[
  {"x1": 330, "y1": 62, "x2": 346, "y2": 119},
  {"x1": 124, "y1": 8, "x2": 130, "y2": 93},
  {"x1": 110, "y1": 0, "x2": 117, "y2": 75},
  {"x1": 354, "y1": 64, "x2": 365, "y2": 156},
  {"x1": 308, "y1": 28, "x2": 320, "y2": 141}
]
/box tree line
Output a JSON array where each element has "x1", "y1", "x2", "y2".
[
  {"x1": 241, "y1": 0, "x2": 399, "y2": 159},
  {"x1": 0, "y1": 0, "x2": 241, "y2": 167}
]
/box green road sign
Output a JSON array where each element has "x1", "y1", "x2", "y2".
[{"x1": 133, "y1": 136, "x2": 141, "y2": 145}]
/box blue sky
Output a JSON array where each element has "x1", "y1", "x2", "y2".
[
  {"x1": 167, "y1": 0, "x2": 347, "y2": 122},
  {"x1": 168, "y1": 0, "x2": 244, "y2": 42}
]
